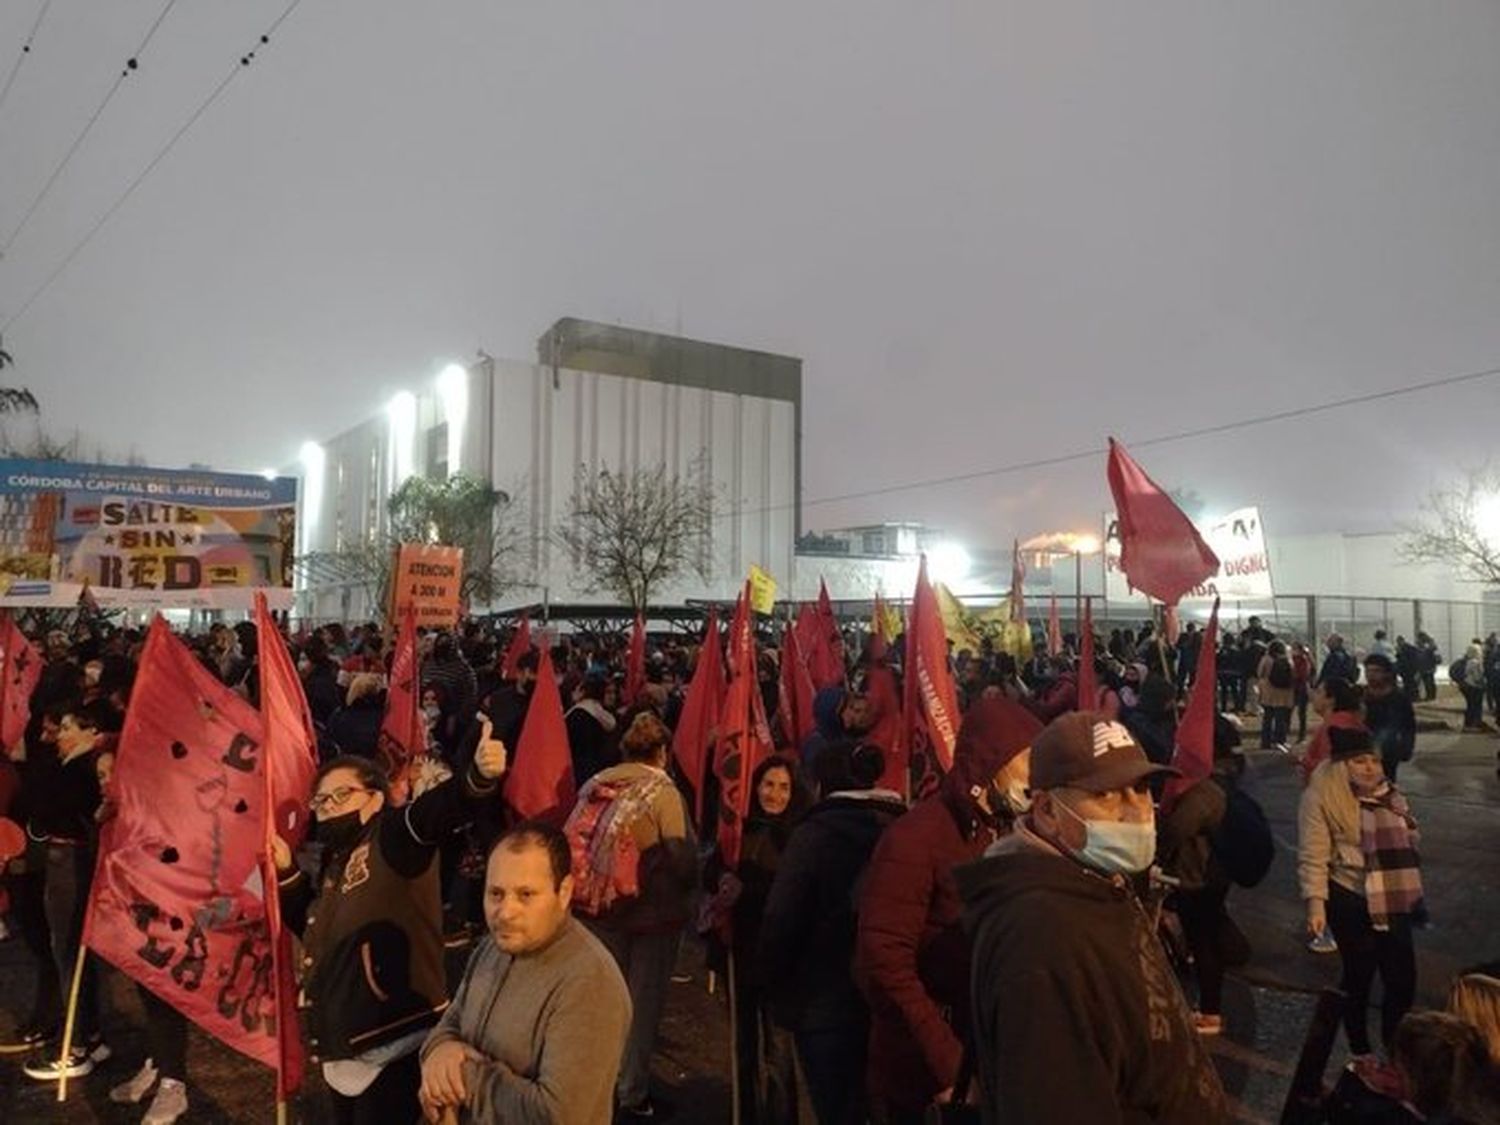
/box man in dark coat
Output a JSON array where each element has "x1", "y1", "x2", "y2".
[
  {"x1": 1363, "y1": 653, "x2": 1416, "y2": 782},
  {"x1": 855, "y1": 698, "x2": 1040, "y2": 1122},
  {"x1": 957, "y1": 712, "x2": 1227, "y2": 1124},
  {"x1": 758, "y1": 743, "x2": 905, "y2": 1125}
]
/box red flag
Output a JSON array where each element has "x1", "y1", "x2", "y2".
[
  {"x1": 776, "y1": 618, "x2": 816, "y2": 752},
  {"x1": 1077, "y1": 597, "x2": 1098, "y2": 713},
  {"x1": 1009, "y1": 539, "x2": 1026, "y2": 623},
  {"x1": 1047, "y1": 594, "x2": 1063, "y2": 659},
  {"x1": 1106, "y1": 437, "x2": 1220, "y2": 606},
  {"x1": 673, "y1": 611, "x2": 724, "y2": 827},
  {"x1": 808, "y1": 580, "x2": 846, "y2": 690},
  {"x1": 0, "y1": 615, "x2": 42, "y2": 753},
  {"x1": 378, "y1": 603, "x2": 426, "y2": 796},
  {"x1": 624, "y1": 614, "x2": 646, "y2": 706},
  {"x1": 500, "y1": 615, "x2": 532, "y2": 680},
  {"x1": 727, "y1": 593, "x2": 751, "y2": 679},
  {"x1": 252, "y1": 594, "x2": 317, "y2": 1098},
  {"x1": 864, "y1": 662, "x2": 907, "y2": 797},
  {"x1": 715, "y1": 587, "x2": 775, "y2": 868},
  {"x1": 1162, "y1": 600, "x2": 1220, "y2": 814},
  {"x1": 504, "y1": 644, "x2": 575, "y2": 823},
  {"x1": 903, "y1": 556, "x2": 961, "y2": 797},
  {"x1": 85, "y1": 617, "x2": 292, "y2": 1082}
]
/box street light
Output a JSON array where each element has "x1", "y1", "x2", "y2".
[
  {"x1": 1065, "y1": 532, "x2": 1102, "y2": 629},
  {"x1": 928, "y1": 540, "x2": 972, "y2": 587}
]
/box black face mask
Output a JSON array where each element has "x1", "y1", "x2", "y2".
[{"x1": 317, "y1": 809, "x2": 368, "y2": 854}]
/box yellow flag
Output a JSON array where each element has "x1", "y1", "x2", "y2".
[
  {"x1": 872, "y1": 594, "x2": 904, "y2": 642},
  {"x1": 748, "y1": 565, "x2": 777, "y2": 615},
  {"x1": 932, "y1": 583, "x2": 981, "y2": 652}
]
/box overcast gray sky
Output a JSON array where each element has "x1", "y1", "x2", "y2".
[{"x1": 3, "y1": 1, "x2": 1498, "y2": 549}]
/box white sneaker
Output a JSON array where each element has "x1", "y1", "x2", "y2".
[
  {"x1": 142, "y1": 1078, "x2": 188, "y2": 1124},
  {"x1": 110, "y1": 1059, "x2": 160, "y2": 1104}
]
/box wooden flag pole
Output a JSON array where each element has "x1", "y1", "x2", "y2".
[
  {"x1": 276, "y1": 1100, "x2": 288, "y2": 1125},
  {"x1": 55, "y1": 937, "x2": 89, "y2": 1103},
  {"x1": 727, "y1": 947, "x2": 742, "y2": 1125}
]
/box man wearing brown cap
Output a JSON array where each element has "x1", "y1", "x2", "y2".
[{"x1": 956, "y1": 711, "x2": 1226, "y2": 1123}]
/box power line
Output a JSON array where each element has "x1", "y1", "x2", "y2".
[
  {"x1": 0, "y1": 0, "x2": 180, "y2": 259},
  {"x1": 712, "y1": 361, "x2": 1500, "y2": 525},
  {"x1": 0, "y1": 0, "x2": 54, "y2": 124},
  {"x1": 1, "y1": 0, "x2": 304, "y2": 332}
]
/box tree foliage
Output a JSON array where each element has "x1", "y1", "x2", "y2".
[
  {"x1": 555, "y1": 459, "x2": 715, "y2": 611},
  {"x1": 1399, "y1": 464, "x2": 1500, "y2": 587}
]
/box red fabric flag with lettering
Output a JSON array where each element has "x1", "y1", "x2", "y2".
[
  {"x1": 378, "y1": 603, "x2": 426, "y2": 794},
  {"x1": 0, "y1": 615, "x2": 42, "y2": 753},
  {"x1": 504, "y1": 644, "x2": 575, "y2": 823},
  {"x1": 252, "y1": 595, "x2": 317, "y2": 1098},
  {"x1": 85, "y1": 617, "x2": 292, "y2": 1083},
  {"x1": 715, "y1": 587, "x2": 775, "y2": 868},
  {"x1": 500, "y1": 615, "x2": 532, "y2": 680},
  {"x1": 624, "y1": 614, "x2": 646, "y2": 706},
  {"x1": 1106, "y1": 437, "x2": 1220, "y2": 606},
  {"x1": 673, "y1": 611, "x2": 724, "y2": 827},
  {"x1": 1047, "y1": 594, "x2": 1063, "y2": 658},
  {"x1": 903, "y1": 556, "x2": 961, "y2": 798},
  {"x1": 1010, "y1": 540, "x2": 1027, "y2": 623},
  {"x1": 1077, "y1": 597, "x2": 1098, "y2": 713},
  {"x1": 1162, "y1": 599, "x2": 1220, "y2": 814},
  {"x1": 776, "y1": 617, "x2": 816, "y2": 752}
]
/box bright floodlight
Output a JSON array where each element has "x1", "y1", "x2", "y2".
[
  {"x1": 297, "y1": 442, "x2": 326, "y2": 549},
  {"x1": 1070, "y1": 533, "x2": 1102, "y2": 555},
  {"x1": 928, "y1": 540, "x2": 972, "y2": 586},
  {"x1": 387, "y1": 391, "x2": 417, "y2": 486},
  {"x1": 437, "y1": 363, "x2": 468, "y2": 474},
  {"x1": 1475, "y1": 492, "x2": 1500, "y2": 547}
]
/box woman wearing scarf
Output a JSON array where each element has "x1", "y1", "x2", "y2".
[
  {"x1": 1299, "y1": 725, "x2": 1424, "y2": 1069},
  {"x1": 703, "y1": 753, "x2": 810, "y2": 1123}
]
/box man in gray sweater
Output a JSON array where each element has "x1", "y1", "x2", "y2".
[{"x1": 419, "y1": 822, "x2": 631, "y2": 1125}]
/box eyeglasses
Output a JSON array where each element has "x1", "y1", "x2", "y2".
[{"x1": 308, "y1": 786, "x2": 373, "y2": 814}]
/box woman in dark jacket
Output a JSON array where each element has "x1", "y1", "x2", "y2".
[
  {"x1": 854, "y1": 697, "x2": 1039, "y2": 1123},
  {"x1": 326, "y1": 673, "x2": 385, "y2": 758}
]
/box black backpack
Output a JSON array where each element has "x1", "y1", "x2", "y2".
[
  {"x1": 1210, "y1": 780, "x2": 1275, "y2": 888},
  {"x1": 1268, "y1": 656, "x2": 1293, "y2": 689}
]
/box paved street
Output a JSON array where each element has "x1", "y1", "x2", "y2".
[{"x1": 3, "y1": 695, "x2": 1497, "y2": 1123}]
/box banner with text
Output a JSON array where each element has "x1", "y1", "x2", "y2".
[
  {"x1": 1105, "y1": 506, "x2": 1273, "y2": 604},
  {"x1": 0, "y1": 458, "x2": 296, "y2": 609},
  {"x1": 389, "y1": 544, "x2": 464, "y2": 628}
]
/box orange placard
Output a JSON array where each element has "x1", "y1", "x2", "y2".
[{"x1": 390, "y1": 544, "x2": 464, "y2": 629}]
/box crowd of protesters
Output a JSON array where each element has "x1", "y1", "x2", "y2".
[{"x1": 1, "y1": 608, "x2": 1498, "y2": 1125}]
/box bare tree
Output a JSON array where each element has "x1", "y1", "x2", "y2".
[
  {"x1": 1399, "y1": 464, "x2": 1500, "y2": 586},
  {"x1": 555, "y1": 459, "x2": 715, "y2": 611}
]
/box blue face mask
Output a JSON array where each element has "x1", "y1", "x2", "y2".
[{"x1": 1056, "y1": 798, "x2": 1156, "y2": 876}]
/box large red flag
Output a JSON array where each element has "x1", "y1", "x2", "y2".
[
  {"x1": 903, "y1": 556, "x2": 961, "y2": 798},
  {"x1": 808, "y1": 580, "x2": 846, "y2": 690},
  {"x1": 1106, "y1": 437, "x2": 1220, "y2": 606},
  {"x1": 504, "y1": 644, "x2": 575, "y2": 823},
  {"x1": 715, "y1": 590, "x2": 775, "y2": 868},
  {"x1": 624, "y1": 614, "x2": 646, "y2": 706},
  {"x1": 1009, "y1": 539, "x2": 1027, "y2": 623},
  {"x1": 0, "y1": 615, "x2": 42, "y2": 753},
  {"x1": 85, "y1": 617, "x2": 293, "y2": 1083},
  {"x1": 1162, "y1": 599, "x2": 1220, "y2": 813},
  {"x1": 252, "y1": 595, "x2": 317, "y2": 1098},
  {"x1": 1047, "y1": 594, "x2": 1063, "y2": 659},
  {"x1": 673, "y1": 611, "x2": 724, "y2": 827},
  {"x1": 377, "y1": 603, "x2": 426, "y2": 795},
  {"x1": 500, "y1": 614, "x2": 532, "y2": 680},
  {"x1": 776, "y1": 617, "x2": 816, "y2": 752},
  {"x1": 1077, "y1": 597, "x2": 1098, "y2": 713},
  {"x1": 864, "y1": 662, "x2": 907, "y2": 797}
]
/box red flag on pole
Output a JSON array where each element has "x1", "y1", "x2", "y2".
[
  {"x1": 1009, "y1": 539, "x2": 1027, "y2": 623},
  {"x1": 903, "y1": 556, "x2": 961, "y2": 798},
  {"x1": 776, "y1": 617, "x2": 816, "y2": 752},
  {"x1": 1077, "y1": 597, "x2": 1098, "y2": 713},
  {"x1": 715, "y1": 587, "x2": 775, "y2": 868},
  {"x1": 500, "y1": 614, "x2": 532, "y2": 681},
  {"x1": 624, "y1": 614, "x2": 646, "y2": 706},
  {"x1": 1106, "y1": 437, "x2": 1220, "y2": 606},
  {"x1": 378, "y1": 604, "x2": 426, "y2": 796},
  {"x1": 504, "y1": 644, "x2": 576, "y2": 823},
  {"x1": 673, "y1": 611, "x2": 724, "y2": 827},
  {"x1": 252, "y1": 594, "x2": 317, "y2": 1099},
  {"x1": 0, "y1": 615, "x2": 42, "y2": 753},
  {"x1": 809, "y1": 580, "x2": 846, "y2": 690},
  {"x1": 1047, "y1": 594, "x2": 1063, "y2": 659},
  {"x1": 864, "y1": 661, "x2": 907, "y2": 797},
  {"x1": 1161, "y1": 599, "x2": 1220, "y2": 814},
  {"x1": 85, "y1": 618, "x2": 295, "y2": 1083}
]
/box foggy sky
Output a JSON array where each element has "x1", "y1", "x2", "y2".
[{"x1": 3, "y1": 1, "x2": 1499, "y2": 550}]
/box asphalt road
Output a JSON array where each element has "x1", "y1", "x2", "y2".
[{"x1": 2, "y1": 695, "x2": 1496, "y2": 1123}]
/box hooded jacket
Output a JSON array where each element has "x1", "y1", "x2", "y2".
[
  {"x1": 957, "y1": 826, "x2": 1227, "y2": 1124},
  {"x1": 757, "y1": 789, "x2": 906, "y2": 1031}
]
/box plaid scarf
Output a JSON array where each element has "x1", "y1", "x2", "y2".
[{"x1": 1357, "y1": 781, "x2": 1424, "y2": 931}]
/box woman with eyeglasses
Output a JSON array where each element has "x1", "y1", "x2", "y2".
[{"x1": 271, "y1": 722, "x2": 508, "y2": 1125}]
